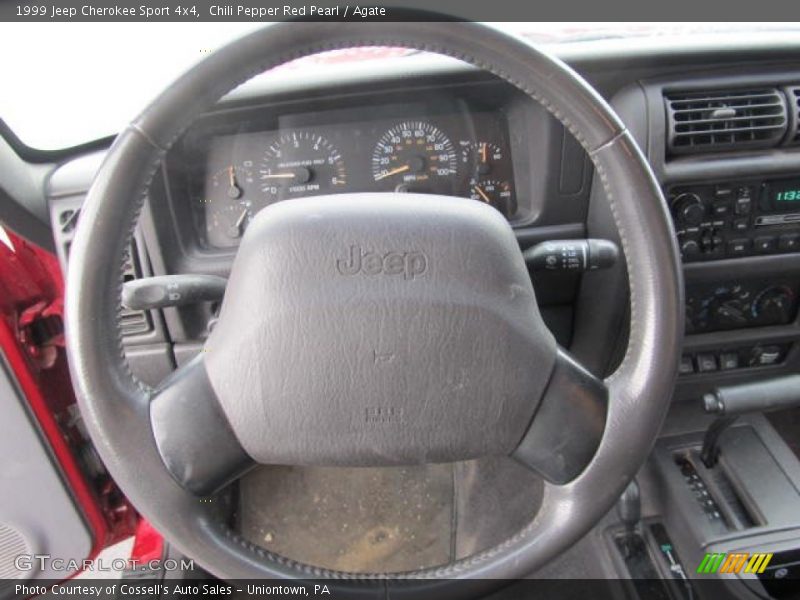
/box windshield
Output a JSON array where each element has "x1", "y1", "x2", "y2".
[{"x1": 2, "y1": 22, "x2": 800, "y2": 151}]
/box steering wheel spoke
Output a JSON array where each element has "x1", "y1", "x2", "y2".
[
  {"x1": 512, "y1": 348, "x2": 608, "y2": 484},
  {"x1": 149, "y1": 355, "x2": 254, "y2": 496}
]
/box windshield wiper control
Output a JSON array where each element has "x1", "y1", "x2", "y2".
[
  {"x1": 523, "y1": 239, "x2": 619, "y2": 272},
  {"x1": 122, "y1": 274, "x2": 227, "y2": 310}
]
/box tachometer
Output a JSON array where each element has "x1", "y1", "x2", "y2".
[
  {"x1": 259, "y1": 131, "x2": 347, "y2": 201},
  {"x1": 371, "y1": 122, "x2": 457, "y2": 188}
]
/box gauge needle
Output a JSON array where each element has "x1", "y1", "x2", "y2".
[
  {"x1": 374, "y1": 164, "x2": 411, "y2": 181},
  {"x1": 235, "y1": 209, "x2": 248, "y2": 229},
  {"x1": 481, "y1": 143, "x2": 487, "y2": 163},
  {"x1": 227, "y1": 166, "x2": 243, "y2": 199},
  {"x1": 474, "y1": 185, "x2": 491, "y2": 204},
  {"x1": 261, "y1": 172, "x2": 297, "y2": 179}
]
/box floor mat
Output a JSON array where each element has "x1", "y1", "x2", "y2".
[
  {"x1": 239, "y1": 464, "x2": 454, "y2": 572},
  {"x1": 238, "y1": 458, "x2": 543, "y2": 572}
]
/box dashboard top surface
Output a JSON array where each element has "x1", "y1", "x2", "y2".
[{"x1": 45, "y1": 37, "x2": 800, "y2": 198}]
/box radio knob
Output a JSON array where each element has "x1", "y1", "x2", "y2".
[
  {"x1": 673, "y1": 193, "x2": 706, "y2": 227},
  {"x1": 679, "y1": 238, "x2": 701, "y2": 258}
]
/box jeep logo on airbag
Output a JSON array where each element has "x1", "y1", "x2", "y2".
[{"x1": 336, "y1": 245, "x2": 428, "y2": 280}]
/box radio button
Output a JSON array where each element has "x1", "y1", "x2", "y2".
[
  {"x1": 727, "y1": 239, "x2": 751, "y2": 256},
  {"x1": 778, "y1": 233, "x2": 800, "y2": 252},
  {"x1": 712, "y1": 202, "x2": 731, "y2": 217},
  {"x1": 732, "y1": 218, "x2": 749, "y2": 232},
  {"x1": 754, "y1": 236, "x2": 777, "y2": 253},
  {"x1": 735, "y1": 196, "x2": 752, "y2": 216},
  {"x1": 715, "y1": 185, "x2": 733, "y2": 199}
]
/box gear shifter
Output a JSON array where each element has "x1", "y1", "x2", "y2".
[{"x1": 701, "y1": 374, "x2": 800, "y2": 468}]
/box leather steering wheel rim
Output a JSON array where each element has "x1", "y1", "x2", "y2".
[{"x1": 65, "y1": 21, "x2": 683, "y2": 588}]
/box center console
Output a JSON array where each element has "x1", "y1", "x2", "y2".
[
  {"x1": 652, "y1": 414, "x2": 800, "y2": 600},
  {"x1": 608, "y1": 69, "x2": 800, "y2": 599}
]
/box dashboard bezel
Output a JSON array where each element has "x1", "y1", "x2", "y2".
[
  {"x1": 160, "y1": 74, "x2": 591, "y2": 260},
  {"x1": 185, "y1": 101, "x2": 517, "y2": 249}
]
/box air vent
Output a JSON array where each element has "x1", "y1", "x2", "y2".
[
  {"x1": 120, "y1": 246, "x2": 152, "y2": 337},
  {"x1": 665, "y1": 88, "x2": 788, "y2": 154},
  {"x1": 784, "y1": 86, "x2": 800, "y2": 144}
]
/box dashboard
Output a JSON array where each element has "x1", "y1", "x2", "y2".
[
  {"x1": 27, "y1": 36, "x2": 800, "y2": 591},
  {"x1": 178, "y1": 96, "x2": 517, "y2": 249},
  {"x1": 42, "y1": 43, "x2": 800, "y2": 405}
]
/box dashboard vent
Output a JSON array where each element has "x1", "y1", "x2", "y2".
[
  {"x1": 785, "y1": 86, "x2": 800, "y2": 144},
  {"x1": 58, "y1": 205, "x2": 152, "y2": 338},
  {"x1": 120, "y1": 245, "x2": 152, "y2": 337},
  {"x1": 665, "y1": 88, "x2": 788, "y2": 154}
]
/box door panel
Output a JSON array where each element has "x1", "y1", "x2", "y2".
[
  {"x1": 0, "y1": 352, "x2": 92, "y2": 580},
  {"x1": 0, "y1": 225, "x2": 136, "y2": 582}
]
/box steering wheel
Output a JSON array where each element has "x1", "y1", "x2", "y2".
[{"x1": 65, "y1": 21, "x2": 682, "y2": 589}]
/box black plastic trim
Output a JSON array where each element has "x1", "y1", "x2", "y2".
[
  {"x1": 0, "y1": 118, "x2": 114, "y2": 165},
  {"x1": 149, "y1": 355, "x2": 253, "y2": 496},
  {"x1": 513, "y1": 349, "x2": 608, "y2": 484}
]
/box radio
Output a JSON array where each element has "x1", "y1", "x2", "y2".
[{"x1": 668, "y1": 177, "x2": 800, "y2": 262}]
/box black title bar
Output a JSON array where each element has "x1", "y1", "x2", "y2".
[{"x1": 2, "y1": 0, "x2": 799, "y2": 22}]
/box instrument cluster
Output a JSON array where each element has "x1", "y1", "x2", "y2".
[{"x1": 190, "y1": 109, "x2": 516, "y2": 248}]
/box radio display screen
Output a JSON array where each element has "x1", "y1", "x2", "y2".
[{"x1": 767, "y1": 178, "x2": 800, "y2": 211}]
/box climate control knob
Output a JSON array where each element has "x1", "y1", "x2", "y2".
[
  {"x1": 752, "y1": 286, "x2": 796, "y2": 324},
  {"x1": 673, "y1": 192, "x2": 706, "y2": 227}
]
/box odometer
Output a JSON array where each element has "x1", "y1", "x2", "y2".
[{"x1": 371, "y1": 122, "x2": 457, "y2": 188}]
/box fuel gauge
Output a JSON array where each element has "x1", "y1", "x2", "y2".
[{"x1": 205, "y1": 203, "x2": 252, "y2": 247}]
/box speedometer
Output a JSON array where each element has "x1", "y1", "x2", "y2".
[{"x1": 371, "y1": 122, "x2": 457, "y2": 188}]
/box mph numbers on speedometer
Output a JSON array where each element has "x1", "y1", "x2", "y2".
[{"x1": 371, "y1": 122, "x2": 458, "y2": 189}]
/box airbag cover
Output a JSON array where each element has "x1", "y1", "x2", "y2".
[{"x1": 204, "y1": 193, "x2": 556, "y2": 465}]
